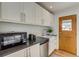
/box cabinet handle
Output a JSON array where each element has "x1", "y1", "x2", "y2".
[
  {"x1": 41, "y1": 19, "x2": 44, "y2": 25},
  {"x1": 27, "y1": 48, "x2": 30, "y2": 57},
  {"x1": 29, "y1": 48, "x2": 31, "y2": 57},
  {"x1": 20, "y1": 12, "x2": 25, "y2": 22}
]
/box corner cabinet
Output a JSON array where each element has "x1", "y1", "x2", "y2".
[{"x1": 0, "y1": 2, "x2": 53, "y2": 27}]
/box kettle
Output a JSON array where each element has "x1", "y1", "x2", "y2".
[{"x1": 28, "y1": 34, "x2": 36, "y2": 42}]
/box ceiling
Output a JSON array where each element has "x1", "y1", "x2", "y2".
[{"x1": 37, "y1": 2, "x2": 79, "y2": 14}]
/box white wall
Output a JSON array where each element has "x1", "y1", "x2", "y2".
[
  {"x1": 53, "y1": 6, "x2": 79, "y2": 56},
  {"x1": 0, "y1": 22, "x2": 48, "y2": 36}
]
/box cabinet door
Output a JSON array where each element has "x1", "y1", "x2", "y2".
[
  {"x1": 26, "y1": 47, "x2": 30, "y2": 57},
  {"x1": 23, "y1": 2, "x2": 36, "y2": 24},
  {"x1": 5, "y1": 48, "x2": 26, "y2": 57},
  {"x1": 1, "y1": 2, "x2": 23, "y2": 22},
  {"x1": 35, "y1": 4, "x2": 43, "y2": 25},
  {"x1": 40, "y1": 42, "x2": 48, "y2": 57},
  {"x1": 48, "y1": 36, "x2": 56, "y2": 55},
  {"x1": 29, "y1": 43, "x2": 40, "y2": 57},
  {"x1": 49, "y1": 13, "x2": 54, "y2": 27},
  {"x1": 42, "y1": 8, "x2": 51, "y2": 26}
]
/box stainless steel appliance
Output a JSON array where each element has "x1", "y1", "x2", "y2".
[{"x1": 0, "y1": 32, "x2": 27, "y2": 50}]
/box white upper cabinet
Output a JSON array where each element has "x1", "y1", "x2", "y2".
[
  {"x1": 42, "y1": 8, "x2": 52, "y2": 26},
  {"x1": 0, "y1": 2, "x2": 53, "y2": 27},
  {"x1": 23, "y1": 2, "x2": 36, "y2": 24},
  {"x1": 35, "y1": 4, "x2": 43, "y2": 25},
  {"x1": 1, "y1": 2, "x2": 23, "y2": 22},
  {"x1": 50, "y1": 13, "x2": 54, "y2": 27},
  {"x1": 35, "y1": 3, "x2": 52, "y2": 26}
]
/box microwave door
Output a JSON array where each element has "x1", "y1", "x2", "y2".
[{"x1": 14, "y1": 35, "x2": 21, "y2": 43}]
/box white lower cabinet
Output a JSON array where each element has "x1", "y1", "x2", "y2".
[
  {"x1": 26, "y1": 47, "x2": 30, "y2": 57},
  {"x1": 4, "y1": 42, "x2": 50, "y2": 57},
  {"x1": 26, "y1": 43, "x2": 40, "y2": 57},
  {"x1": 48, "y1": 36, "x2": 57, "y2": 55},
  {"x1": 4, "y1": 43, "x2": 40, "y2": 57},
  {"x1": 40, "y1": 42, "x2": 48, "y2": 57},
  {"x1": 42, "y1": 36, "x2": 57, "y2": 55},
  {"x1": 4, "y1": 42, "x2": 49, "y2": 57},
  {"x1": 5, "y1": 48, "x2": 26, "y2": 57},
  {"x1": 29, "y1": 43, "x2": 40, "y2": 57}
]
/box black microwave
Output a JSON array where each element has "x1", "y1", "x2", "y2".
[{"x1": 0, "y1": 32, "x2": 27, "y2": 50}]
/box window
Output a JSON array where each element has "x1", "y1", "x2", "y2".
[{"x1": 62, "y1": 20, "x2": 72, "y2": 31}]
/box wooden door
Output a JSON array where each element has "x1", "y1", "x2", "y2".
[{"x1": 59, "y1": 15, "x2": 77, "y2": 55}]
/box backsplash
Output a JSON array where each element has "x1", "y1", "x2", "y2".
[{"x1": 0, "y1": 22, "x2": 48, "y2": 36}]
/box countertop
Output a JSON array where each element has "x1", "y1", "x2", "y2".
[
  {"x1": 0, "y1": 37, "x2": 49, "y2": 57},
  {"x1": 39, "y1": 35, "x2": 57, "y2": 39}
]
